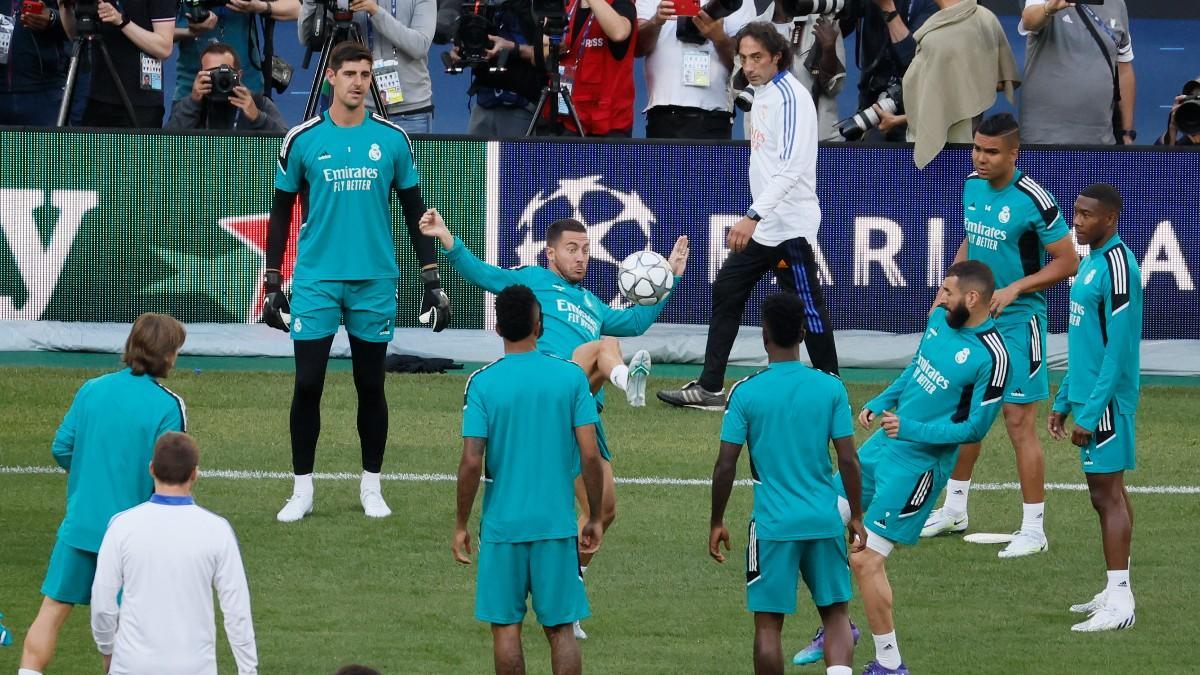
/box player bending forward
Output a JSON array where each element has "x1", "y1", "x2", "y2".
[{"x1": 421, "y1": 209, "x2": 687, "y2": 640}]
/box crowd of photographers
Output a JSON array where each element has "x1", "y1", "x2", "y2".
[{"x1": 0, "y1": 0, "x2": 1197, "y2": 148}]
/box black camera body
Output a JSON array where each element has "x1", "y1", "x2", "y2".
[
  {"x1": 453, "y1": 0, "x2": 500, "y2": 70},
  {"x1": 208, "y1": 64, "x2": 241, "y2": 101},
  {"x1": 183, "y1": 0, "x2": 231, "y2": 24},
  {"x1": 73, "y1": 0, "x2": 100, "y2": 33},
  {"x1": 1176, "y1": 78, "x2": 1200, "y2": 136},
  {"x1": 836, "y1": 79, "x2": 902, "y2": 140}
]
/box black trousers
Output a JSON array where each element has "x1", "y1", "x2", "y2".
[
  {"x1": 699, "y1": 236, "x2": 839, "y2": 392},
  {"x1": 645, "y1": 106, "x2": 733, "y2": 140}
]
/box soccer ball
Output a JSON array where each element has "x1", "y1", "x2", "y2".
[{"x1": 618, "y1": 250, "x2": 674, "y2": 306}]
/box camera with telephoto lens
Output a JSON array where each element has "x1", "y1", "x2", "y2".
[
  {"x1": 676, "y1": 0, "x2": 742, "y2": 45},
  {"x1": 451, "y1": 0, "x2": 499, "y2": 71},
  {"x1": 1175, "y1": 78, "x2": 1200, "y2": 136},
  {"x1": 182, "y1": 0, "x2": 231, "y2": 24},
  {"x1": 777, "y1": 0, "x2": 845, "y2": 16},
  {"x1": 836, "y1": 79, "x2": 902, "y2": 140},
  {"x1": 208, "y1": 64, "x2": 241, "y2": 101},
  {"x1": 72, "y1": 0, "x2": 100, "y2": 33}
]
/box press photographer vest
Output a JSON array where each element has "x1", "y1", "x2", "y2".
[{"x1": 551, "y1": 0, "x2": 636, "y2": 135}]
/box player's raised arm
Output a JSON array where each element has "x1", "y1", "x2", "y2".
[{"x1": 420, "y1": 208, "x2": 527, "y2": 294}]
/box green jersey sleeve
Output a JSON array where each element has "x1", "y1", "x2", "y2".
[
  {"x1": 445, "y1": 237, "x2": 534, "y2": 293},
  {"x1": 392, "y1": 131, "x2": 420, "y2": 191},
  {"x1": 831, "y1": 383, "x2": 854, "y2": 439},
  {"x1": 52, "y1": 382, "x2": 90, "y2": 470},
  {"x1": 571, "y1": 370, "x2": 600, "y2": 428},
  {"x1": 462, "y1": 373, "x2": 489, "y2": 438},
  {"x1": 597, "y1": 277, "x2": 679, "y2": 337},
  {"x1": 898, "y1": 341, "x2": 1008, "y2": 446},
  {"x1": 720, "y1": 379, "x2": 750, "y2": 445},
  {"x1": 274, "y1": 120, "x2": 315, "y2": 193}
]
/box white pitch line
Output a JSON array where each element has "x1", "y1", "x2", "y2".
[{"x1": 2, "y1": 466, "x2": 1199, "y2": 494}]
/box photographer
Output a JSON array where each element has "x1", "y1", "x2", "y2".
[
  {"x1": 849, "y1": 0, "x2": 936, "y2": 141},
  {"x1": 173, "y1": 0, "x2": 299, "y2": 105},
  {"x1": 299, "y1": 0, "x2": 437, "y2": 133},
  {"x1": 453, "y1": 1, "x2": 545, "y2": 137},
  {"x1": 0, "y1": 0, "x2": 69, "y2": 125},
  {"x1": 59, "y1": 0, "x2": 176, "y2": 127},
  {"x1": 871, "y1": 0, "x2": 1018, "y2": 168},
  {"x1": 539, "y1": 0, "x2": 637, "y2": 136},
  {"x1": 635, "y1": 0, "x2": 753, "y2": 140},
  {"x1": 166, "y1": 42, "x2": 287, "y2": 130},
  {"x1": 1157, "y1": 79, "x2": 1200, "y2": 146},
  {"x1": 761, "y1": 4, "x2": 845, "y2": 141}
]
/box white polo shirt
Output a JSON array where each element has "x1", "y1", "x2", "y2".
[
  {"x1": 91, "y1": 494, "x2": 258, "y2": 675},
  {"x1": 636, "y1": 0, "x2": 757, "y2": 112},
  {"x1": 746, "y1": 70, "x2": 821, "y2": 244}
]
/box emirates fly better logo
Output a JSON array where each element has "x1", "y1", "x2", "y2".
[{"x1": 513, "y1": 176, "x2": 656, "y2": 306}]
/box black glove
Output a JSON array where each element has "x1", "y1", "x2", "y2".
[
  {"x1": 261, "y1": 269, "x2": 292, "y2": 332},
  {"x1": 419, "y1": 267, "x2": 451, "y2": 332}
]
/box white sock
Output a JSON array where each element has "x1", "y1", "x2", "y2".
[
  {"x1": 609, "y1": 364, "x2": 629, "y2": 391},
  {"x1": 873, "y1": 631, "x2": 901, "y2": 669},
  {"x1": 943, "y1": 479, "x2": 971, "y2": 517},
  {"x1": 361, "y1": 471, "x2": 382, "y2": 493},
  {"x1": 1021, "y1": 502, "x2": 1045, "y2": 537},
  {"x1": 293, "y1": 473, "x2": 313, "y2": 497},
  {"x1": 580, "y1": 565, "x2": 588, "y2": 576},
  {"x1": 827, "y1": 667, "x2": 853, "y2": 675},
  {"x1": 19, "y1": 669, "x2": 45, "y2": 675},
  {"x1": 1106, "y1": 569, "x2": 1133, "y2": 607}
]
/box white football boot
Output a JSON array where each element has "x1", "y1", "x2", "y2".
[
  {"x1": 920, "y1": 508, "x2": 969, "y2": 538},
  {"x1": 1071, "y1": 603, "x2": 1135, "y2": 632},
  {"x1": 360, "y1": 488, "x2": 392, "y2": 519},
  {"x1": 997, "y1": 530, "x2": 1048, "y2": 558},
  {"x1": 626, "y1": 350, "x2": 652, "y2": 408},
  {"x1": 1070, "y1": 591, "x2": 1108, "y2": 614},
  {"x1": 277, "y1": 493, "x2": 314, "y2": 523}
]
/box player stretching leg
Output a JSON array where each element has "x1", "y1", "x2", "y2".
[
  {"x1": 921, "y1": 114, "x2": 1079, "y2": 559},
  {"x1": 264, "y1": 42, "x2": 451, "y2": 523},
  {"x1": 421, "y1": 210, "x2": 687, "y2": 638},
  {"x1": 850, "y1": 262, "x2": 1010, "y2": 674},
  {"x1": 1048, "y1": 185, "x2": 1141, "y2": 632},
  {"x1": 709, "y1": 294, "x2": 866, "y2": 675},
  {"x1": 453, "y1": 285, "x2": 606, "y2": 674}
]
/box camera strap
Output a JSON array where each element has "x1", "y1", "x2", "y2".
[{"x1": 1075, "y1": 5, "x2": 1122, "y2": 140}]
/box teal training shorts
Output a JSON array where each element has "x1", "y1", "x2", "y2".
[
  {"x1": 476, "y1": 537, "x2": 590, "y2": 627},
  {"x1": 745, "y1": 523, "x2": 851, "y2": 613},
  {"x1": 998, "y1": 315, "x2": 1049, "y2": 404},
  {"x1": 41, "y1": 539, "x2": 98, "y2": 605},
  {"x1": 1076, "y1": 402, "x2": 1137, "y2": 474},
  {"x1": 289, "y1": 278, "x2": 397, "y2": 342},
  {"x1": 858, "y1": 432, "x2": 954, "y2": 546}
]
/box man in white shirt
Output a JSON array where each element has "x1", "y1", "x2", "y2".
[
  {"x1": 90, "y1": 432, "x2": 258, "y2": 675},
  {"x1": 658, "y1": 21, "x2": 838, "y2": 410},
  {"x1": 759, "y1": 7, "x2": 845, "y2": 141},
  {"x1": 635, "y1": 0, "x2": 755, "y2": 139}
]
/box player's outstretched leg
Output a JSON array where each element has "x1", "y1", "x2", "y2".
[
  {"x1": 278, "y1": 335, "x2": 336, "y2": 523},
  {"x1": 571, "y1": 338, "x2": 651, "y2": 407},
  {"x1": 1071, "y1": 472, "x2": 1135, "y2": 632},
  {"x1": 19, "y1": 598, "x2": 73, "y2": 674},
  {"x1": 350, "y1": 336, "x2": 391, "y2": 519},
  {"x1": 998, "y1": 403, "x2": 1048, "y2": 558},
  {"x1": 851, "y1": 536, "x2": 909, "y2": 675},
  {"x1": 544, "y1": 623, "x2": 582, "y2": 675},
  {"x1": 491, "y1": 623, "x2": 525, "y2": 674}
]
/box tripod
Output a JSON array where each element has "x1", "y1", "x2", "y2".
[
  {"x1": 57, "y1": 28, "x2": 139, "y2": 127},
  {"x1": 303, "y1": 18, "x2": 388, "y2": 120},
  {"x1": 525, "y1": 32, "x2": 584, "y2": 137}
]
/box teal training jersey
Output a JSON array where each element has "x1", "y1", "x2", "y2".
[
  {"x1": 962, "y1": 169, "x2": 1070, "y2": 326},
  {"x1": 274, "y1": 111, "x2": 420, "y2": 281},
  {"x1": 720, "y1": 361, "x2": 855, "y2": 541},
  {"x1": 1053, "y1": 235, "x2": 1142, "y2": 430},
  {"x1": 445, "y1": 237, "x2": 677, "y2": 360},
  {"x1": 52, "y1": 368, "x2": 187, "y2": 552},
  {"x1": 463, "y1": 351, "x2": 599, "y2": 543},
  {"x1": 864, "y1": 308, "x2": 1010, "y2": 463}
]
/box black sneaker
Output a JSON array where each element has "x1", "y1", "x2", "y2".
[{"x1": 656, "y1": 380, "x2": 726, "y2": 411}]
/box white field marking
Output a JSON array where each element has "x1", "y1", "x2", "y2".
[{"x1": 2, "y1": 466, "x2": 1200, "y2": 494}]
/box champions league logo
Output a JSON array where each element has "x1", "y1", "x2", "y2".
[{"x1": 513, "y1": 176, "x2": 656, "y2": 306}]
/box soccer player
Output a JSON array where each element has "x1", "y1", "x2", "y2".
[
  {"x1": 91, "y1": 432, "x2": 258, "y2": 675},
  {"x1": 921, "y1": 113, "x2": 1079, "y2": 559},
  {"x1": 658, "y1": 23, "x2": 838, "y2": 411},
  {"x1": 421, "y1": 209, "x2": 687, "y2": 639},
  {"x1": 264, "y1": 41, "x2": 451, "y2": 523},
  {"x1": 851, "y1": 261, "x2": 1010, "y2": 674},
  {"x1": 709, "y1": 293, "x2": 866, "y2": 675},
  {"x1": 453, "y1": 285, "x2": 606, "y2": 675},
  {"x1": 19, "y1": 313, "x2": 187, "y2": 675},
  {"x1": 1048, "y1": 184, "x2": 1141, "y2": 632}
]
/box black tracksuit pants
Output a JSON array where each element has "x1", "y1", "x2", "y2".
[{"x1": 698, "y1": 236, "x2": 839, "y2": 392}]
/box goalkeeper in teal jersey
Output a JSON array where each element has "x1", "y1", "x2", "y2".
[
  {"x1": 20, "y1": 314, "x2": 187, "y2": 675},
  {"x1": 846, "y1": 262, "x2": 1010, "y2": 674},
  {"x1": 421, "y1": 207, "x2": 687, "y2": 639},
  {"x1": 1048, "y1": 184, "x2": 1142, "y2": 634},
  {"x1": 922, "y1": 114, "x2": 1080, "y2": 560}
]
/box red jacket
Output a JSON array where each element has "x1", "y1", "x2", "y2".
[{"x1": 550, "y1": 0, "x2": 636, "y2": 135}]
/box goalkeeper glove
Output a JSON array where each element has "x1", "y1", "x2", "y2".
[
  {"x1": 419, "y1": 267, "x2": 451, "y2": 332},
  {"x1": 261, "y1": 269, "x2": 291, "y2": 332}
]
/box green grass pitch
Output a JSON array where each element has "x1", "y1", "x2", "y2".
[{"x1": 2, "y1": 361, "x2": 1199, "y2": 674}]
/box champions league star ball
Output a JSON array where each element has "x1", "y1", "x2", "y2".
[{"x1": 618, "y1": 251, "x2": 674, "y2": 306}]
